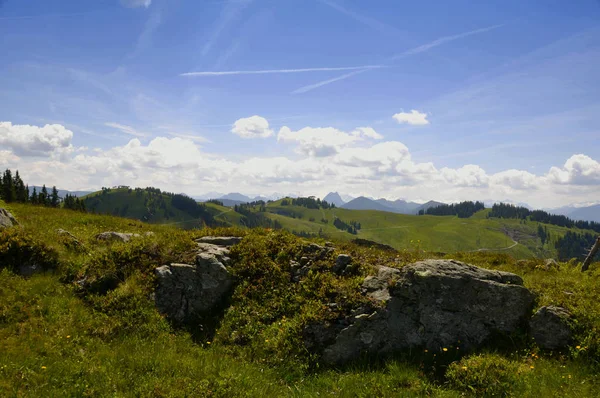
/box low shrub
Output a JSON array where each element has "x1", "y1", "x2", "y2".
[
  {"x1": 0, "y1": 228, "x2": 59, "y2": 274},
  {"x1": 445, "y1": 353, "x2": 528, "y2": 396}
]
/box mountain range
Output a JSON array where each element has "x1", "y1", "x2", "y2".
[
  {"x1": 335, "y1": 194, "x2": 444, "y2": 215},
  {"x1": 28, "y1": 186, "x2": 92, "y2": 198}
]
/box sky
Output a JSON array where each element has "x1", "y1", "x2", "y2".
[{"x1": 1, "y1": 0, "x2": 600, "y2": 208}]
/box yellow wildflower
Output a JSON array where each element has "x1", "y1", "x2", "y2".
[
  {"x1": 41, "y1": 366, "x2": 47, "y2": 370},
  {"x1": 442, "y1": 348, "x2": 448, "y2": 352}
]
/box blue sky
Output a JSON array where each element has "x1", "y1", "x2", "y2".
[{"x1": 1, "y1": 0, "x2": 599, "y2": 207}]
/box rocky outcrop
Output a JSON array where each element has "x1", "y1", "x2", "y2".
[
  {"x1": 310, "y1": 259, "x2": 535, "y2": 365},
  {"x1": 333, "y1": 254, "x2": 357, "y2": 276},
  {"x1": 155, "y1": 236, "x2": 242, "y2": 322},
  {"x1": 96, "y1": 231, "x2": 140, "y2": 243},
  {"x1": 530, "y1": 306, "x2": 573, "y2": 350},
  {"x1": 196, "y1": 236, "x2": 243, "y2": 247},
  {"x1": 0, "y1": 207, "x2": 18, "y2": 229}
]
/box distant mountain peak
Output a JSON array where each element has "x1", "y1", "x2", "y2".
[{"x1": 323, "y1": 192, "x2": 345, "y2": 206}]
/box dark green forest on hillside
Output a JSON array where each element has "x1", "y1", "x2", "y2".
[
  {"x1": 84, "y1": 186, "x2": 216, "y2": 227},
  {"x1": 420, "y1": 201, "x2": 485, "y2": 218},
  {"x1": 490, "y1": 203, "x2": 600, "y2": 233}
]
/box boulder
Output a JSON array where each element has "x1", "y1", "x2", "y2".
[
  {"x1": 529, "y1": 306, "x2": 573, "y2": 350},
  {"x1": 155, "y1": 237, "x2": 241, "y2": 322},
  {"x1": 96, "y1": 231, "x2": 140, "y2": 243},
  {"x1": 302, "y1": 243, "x2": 334, "y2": 262},
  {"x1": 196, "y1": 236, "x2": 243, "y2": 247},
  {"x1": 0, "y1": 207, "x2": 18, "y2": 229},
  {"x1": 333, "y1": 254, "x2": 353, "y2": 275},
  {"x1": 316, "y1": 260, "x2": 535, "y2": 365}
]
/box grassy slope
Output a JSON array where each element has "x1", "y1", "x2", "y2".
[
  {"x1": 83, "y1": 188, "x2": 204, "y2": 226},
  {"x1": 80, "y1": 192, "x2": 593, "y2": 259},
  {"x1": 1, "y1": 202, "x2": 599, "y2": 396},
  {"x1": 205, "y1": 202, "x2": 246, "y2": 227},
  {"x1": 261, "y1": 202, "x2": 594, "y2": 259}
]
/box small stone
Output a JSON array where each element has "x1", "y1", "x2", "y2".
[{"x1": 96, "y1": 232, "x2": 140, "y2": 243}]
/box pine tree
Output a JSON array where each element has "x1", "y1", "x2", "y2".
[
  {"x1": 40, "y1": 185, "x2": 49, "y2": 206},
  {"x1": 31, "y1": 187, "x2": 38, "y2": 204},
  {"x1": 50, "y1": 186, "x2": 60, "y2": 208},
  {"x1": 2, "y1": 169, "x2": 17, "y2": 202},
  {"x1": 13, "y1": 171, "x2": 28, "y2": 203}
]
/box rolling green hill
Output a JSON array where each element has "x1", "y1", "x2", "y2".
[
  {"x1": 83, "y1": 187, "x2": 216, "y2": 228},
  {"x1": 80, "y1": 190, "x2": 597, "y2": 260},
  {"x1": 237, "y1": 199, "x2": 597, "y2": 260}
]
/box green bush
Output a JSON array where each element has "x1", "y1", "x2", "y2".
[
  {"x1": 446, "y1": 354, "x2": 528, "y2": 396},
  {"x1": 0, "y1": 228, "x2": 59, "y2": 273}
]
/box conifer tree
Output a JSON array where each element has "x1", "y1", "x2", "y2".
[
  {"x1": 30, "y1": 187, "x2": 38, "y2": 204},
  {"x1": 50, "y1": 186, "x2": 60, "y2": 208},
  {"x1": 1, "y1": 169, "x2": 16, "y2": 202},
  {"x1": 40, "y1": 185, "x2": 49, "y2": 206}
]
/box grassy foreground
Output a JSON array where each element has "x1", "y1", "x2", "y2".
[{"x1": 1, "y1": 202, "x2": 599, "y2": 397}]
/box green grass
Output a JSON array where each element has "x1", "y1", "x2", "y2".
[
  {"x1": 261, "y1": 203, "x2": 594, "y2": 259},
  {"x1": 1, "y1": 202, "x2": 600, "y2": 396}
]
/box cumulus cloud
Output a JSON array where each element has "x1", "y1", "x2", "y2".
[
  {"x1": 490, "y1": 169, "x2": 539, "y2": 190},
  {"x1": 0, "y1": 122, "x2": 74, "y2": 157},
  {"x1": 3, "y1": 121, "x2": 600, "y2": 208},
  {"x1": 441, "y1": 165, "x2": 489, "y2": 187},
  {"x1": 547, "y1": 154, "x2": 600, "y2": 185},
  {"x1": 277, "y1": 125, "x2": 383, "y2": 157},
  {"x1": 231, "y1": 116, "x2": 274, "y2": 139},
  {"x1": 120, "y1": 0, "x2": 152, "y2": 8},
  {"x1": 392, "y1": 110, "x2": 430, "y2": 125}
]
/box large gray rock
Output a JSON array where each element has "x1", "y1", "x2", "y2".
[
  {"x1": 316, "y1": 260, "x2": 535, "y2": 365},
  {"x1": 0, "y1": 207, "x2": 18, "y2": 229},
  {"x1": 96, "y1": 231, "x2": 140, "y2": 243},
  {"x1": 155, "y1": 237, "x2": 241, "y2": 322},
  {"x1": 196, "y1": 236, "x2": 243, "y2": 247},
  {"x1": 529, "y1": 306, "x2": 573, "y2": 350}
]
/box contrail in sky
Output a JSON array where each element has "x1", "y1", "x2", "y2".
[
  {"x1": 292, "y1": 24, "x2": 504, "y2": 94},
  {"x1": 181, "y1": 65, "x2": 385, "y2": 77}
]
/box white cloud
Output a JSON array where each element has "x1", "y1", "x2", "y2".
[
  {"x1": 548, "y1": 154, "x2": 600, "y2": 185},
  {"x1": 392, "y1": 110, "x2": 430, "y2": 125},
  {"x1": 120, "y1": 0, "x2": 152, "y2": 8},
  {"x1": 490, "y1": 169, "x2": 539, "y2": 190},
  {"x1": 278, "y1": 125, "x2": 383, "y2": 157},
  {"x1": 441, "y1": 165, "x2": 489, "y2": 187},
  {"x1": 3, "y1": 121, "x2": 600, "y2": 209},
  {"x1": 231, "y1": 116, "x2": 274, "y2": 139},
  {"x1": 105, "y1": 122, "x2": 147, "y2": 137},
  {"x1": 0, "y1": 122, "x2": 74, "y2": 157}
]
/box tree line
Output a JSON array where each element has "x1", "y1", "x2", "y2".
[
  {"x1": 333, "y1": 217, "x2": 361, "y2": 235},
  {"x1": 0, "y1": 169, "x2": 85, "y2": 212},
  {"x1": 234, "y1": 203, "x2": 283, "y2": 229},
  {"x1": 555, "y1": 231, "x2": 598, "y2": 261},
  {"x1": 281, "y1": 197, "x2": 335, "y2": 209},
  {"x1": 489, "y1": 203, "x2": 600, "y2": 234},
  {"x1": 419, "y1": 201, "x2": 485, "y2": 218}
]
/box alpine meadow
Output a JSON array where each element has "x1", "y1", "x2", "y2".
[{"x1": 2, "y1": 0, "x2": 600, "y2": 397}]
